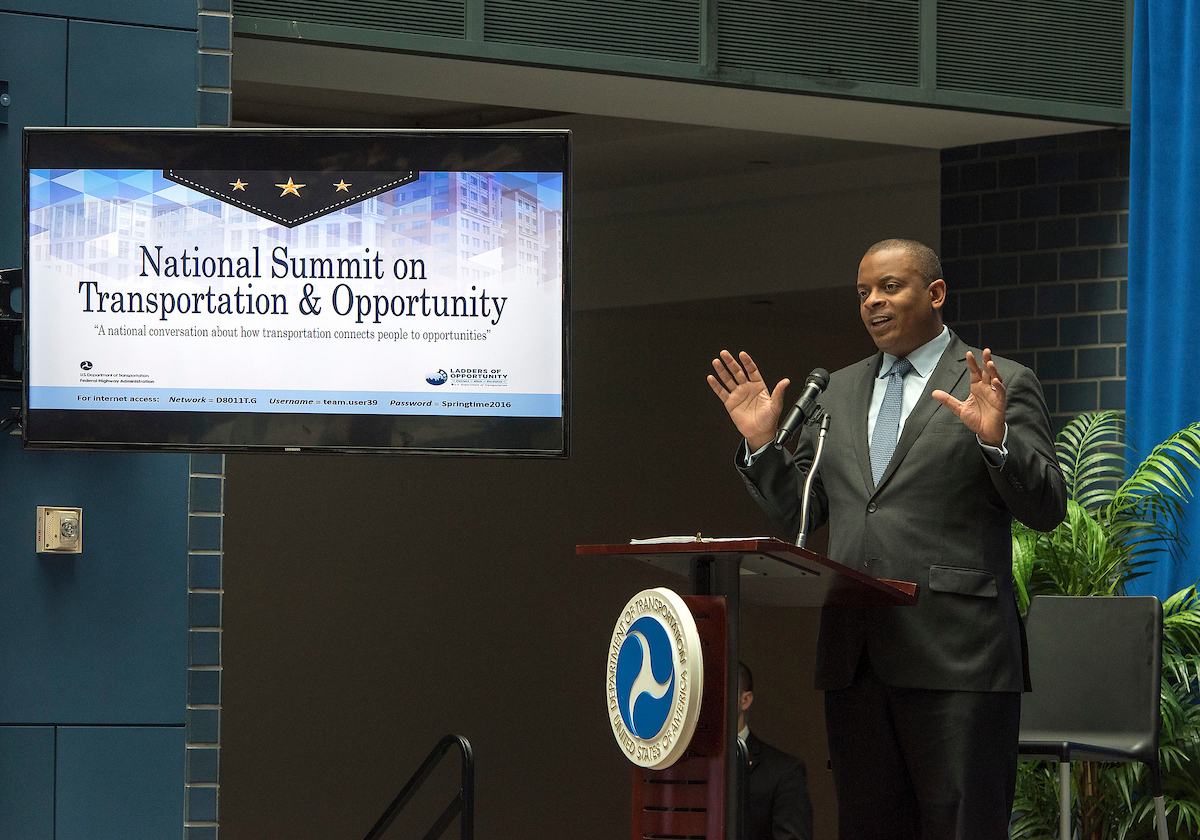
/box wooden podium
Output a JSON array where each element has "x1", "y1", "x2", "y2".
[{"x1": 578, "y1": 539, "x2": 918, "y2": 840}]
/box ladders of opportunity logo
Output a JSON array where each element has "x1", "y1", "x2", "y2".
[{"x1": 606, "y1": 588, "x2": 704, "y2": 769}]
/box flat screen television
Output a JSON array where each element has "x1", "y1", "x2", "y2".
[{"x1": 22, "y1": 128, "x2": 570, "y2": 456}]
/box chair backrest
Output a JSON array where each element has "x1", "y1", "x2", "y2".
[{"x1": 1019, "y1": 595, "x2": 1163, "y2": 765}]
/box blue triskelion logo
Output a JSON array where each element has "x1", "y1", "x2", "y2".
[
  {"x1": 606, "y1": 587, "x2": 704, "y2": 769},
  {"x1": 616, "y1": 616, "x2": 675, "y2": 738},
  {"x1": 425, "y1": 369, "x2": 448, "y2": 386}
]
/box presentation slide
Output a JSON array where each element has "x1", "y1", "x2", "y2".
[{"x1": 27, "y1": 167, "x2": 565, "y2": 420}]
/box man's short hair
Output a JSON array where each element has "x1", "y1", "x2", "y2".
[
  {"x1": 865, "y1": 238, "x2": 943, "y2": 286},
  {"x1": 738, "y1": 661, "x2": 753, "y2": 693}
]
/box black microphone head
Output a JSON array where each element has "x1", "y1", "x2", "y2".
[{"x1": 806, "y1": 368, "x2": 830, "y2": 389}]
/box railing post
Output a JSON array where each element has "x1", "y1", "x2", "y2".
[
  {"x1": 363, "y1": 734, "x2": 474, "y2": 840},
  {"x1": 457, "y1": 735, "x2": 474, "y2": 840}
]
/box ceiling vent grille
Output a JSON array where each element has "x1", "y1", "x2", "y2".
[
  {"x1": 937, "y1": 0, "x2": 1126, "y2": 108},
  {"x1": 483, "y1": 0, "x2": 700, "y2": 64},
  {"x1": 234, "y1": 0, "x2": 467, "y2": 39},
  {"x1": 717, "y1": 0, "x2": 920, "y2": 87}
]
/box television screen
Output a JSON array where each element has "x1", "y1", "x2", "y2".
[{"x1": 22, "y1": 128, "x2": 570, "y2": 456}]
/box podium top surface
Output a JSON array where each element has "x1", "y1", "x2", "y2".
[{"x1": 577, "y1": 538, "x2": 918, "y2": 608}]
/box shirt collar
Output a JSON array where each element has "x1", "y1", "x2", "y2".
[{"x1": 878, "y1": 325, "x2": 950, "y2": 379}]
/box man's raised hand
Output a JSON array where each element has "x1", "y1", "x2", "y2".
[
  {"x1": 931, "y1": 348, "x2": 1007, "y2": 447},
  {"x1": 708, "y1": 350, "x2": 790, "y2": 452}
]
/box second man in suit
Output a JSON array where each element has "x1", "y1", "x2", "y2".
[{"x1": 739, "y1": 661, "x2": 814, "y2": 840}]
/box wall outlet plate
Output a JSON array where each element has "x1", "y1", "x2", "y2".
[{"x1": 37, "y1": 506, "x2": 83, "y2": 554}]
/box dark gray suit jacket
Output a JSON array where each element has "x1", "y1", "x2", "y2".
[
  {"x1": 745, "y1": 732, "x2": 814, "y2": 840},
  {"x1": 739, "y1": 333, "x2": 1066, "y2": 693}
]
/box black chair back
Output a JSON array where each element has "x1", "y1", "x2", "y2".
[{"x1": 1019, "y1": 595, "x2": 1163, "y2": 773}]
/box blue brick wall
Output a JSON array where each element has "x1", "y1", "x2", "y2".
[{"x1": 940, "y1": 129, "x2": 1129, "y2": 434}]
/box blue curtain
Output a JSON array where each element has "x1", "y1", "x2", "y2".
[{"x1": 1126, "y1": 1, "x2": 1200, "y2": 599}]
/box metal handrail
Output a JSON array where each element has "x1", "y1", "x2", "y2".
[{"x1": 363, "y1": 734, "x2": 474, "y2": 840}]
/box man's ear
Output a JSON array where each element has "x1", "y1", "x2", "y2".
[
  {"x1": 740, "y1": 689, "x2": 754, "y2": 714},
  {"x1": 928, "y1": 278, "x2": 947, "y2": 311}
]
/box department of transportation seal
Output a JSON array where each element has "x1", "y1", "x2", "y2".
[{"x1": 606, "y1": 587, "x2": 704, "y2": 769}]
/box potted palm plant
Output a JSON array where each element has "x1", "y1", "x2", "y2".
[{"x1": 1009, "y1": 411, "x2": 1200, "y2": 839}]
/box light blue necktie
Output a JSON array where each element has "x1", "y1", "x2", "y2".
[{"x1": 870, "y1": 357, "x2": 913, "y2": 485}]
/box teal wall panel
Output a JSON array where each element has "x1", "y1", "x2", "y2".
[
  {"x1": 0, "y1": 12, "x2": 68, "y2": 268},
  {"x1": 56, "y1": 726, "x2": 186, "y2": 840},
  {"x1": 66, "y1": 20, "x2": 197, "y2": 127},
  {"x1": 0, "y1": 1, "x2": 196, "y2": 30},
  {"x1": 0, "y1": 726, "x2": 55, "y2": 840},
  {"x1": 0, "y1": 2, "x2": 207, "y2": 834},
  {"x1": 0, "y1": 410, "x2": 190, "y2": 725}
]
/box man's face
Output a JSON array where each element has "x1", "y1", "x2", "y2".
[
  {"x1": 856, "y1": 247, "x2": 945, "y2": 358},
  {"x1": 737, "y1": 679, "x2": 752, "y2": 732}
]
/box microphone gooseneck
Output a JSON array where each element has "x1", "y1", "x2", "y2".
[{"x1": 797, "y1": 413, "x2": 832, "y2": 548}]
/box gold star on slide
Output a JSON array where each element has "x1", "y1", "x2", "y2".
[
  {"x1": 229, "y1": 178, "x2": 248, "y2": 191},
  {"x1": 334, "y1": 180, "x2": 351, "y2": 192},
  {"x1": 276, "y1": 177, "x2": 305, "y2": 197}
]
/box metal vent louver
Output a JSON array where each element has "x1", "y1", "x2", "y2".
[
  {"x1": 938, "y1": 0, "x2": 1125, "y2": 108},
  {"x1": 483, "y1": 0, "x2": 700, "y2": 64},
  {"x1": 234, "y1": 0, "x2": 467, "y2": 39},
  {"x1": 718, "y1": 0, "x2": 920, "y2": 87}
]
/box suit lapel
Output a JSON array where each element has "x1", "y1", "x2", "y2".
[
  {"x1": 853, "y1": 354, "x2": 881, "y2": 493},
  {"x1": 873, "y1": 334, "x2": 970, "y2": 492}
]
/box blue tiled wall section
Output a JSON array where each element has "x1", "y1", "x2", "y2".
[
  {"x1": 941, "y1": 130, "x2": 1129, "y2": 433},
  {"x1": 187, "y1": 454, "x2": 224, "y2": 840}
]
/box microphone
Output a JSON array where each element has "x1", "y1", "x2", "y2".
[{"x1": 774, "y1": 368, "x2": 829, "y2": 449}]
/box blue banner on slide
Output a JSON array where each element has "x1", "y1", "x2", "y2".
[{"x1": 29, "y1": 387, "x2": 561, "y2": 417}]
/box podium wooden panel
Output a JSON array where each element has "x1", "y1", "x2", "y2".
[
  {"x1": 631, "y1": 595, "x2": 727, "y2": 840},
  {"x1": 581, "y1": 539, "x2": 918, "y2": 840}
]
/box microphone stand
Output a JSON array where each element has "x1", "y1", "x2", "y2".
[{"x1": 797, "y1": 412, "x2": 830, "y2": 549}]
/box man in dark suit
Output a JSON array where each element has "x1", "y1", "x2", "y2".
[
  {"x1": 738, "y1": 662, "x2": 814, "y2": 840},
  {"x1": 707, "y1": 239, "x2": 1066, "y2": 839}
]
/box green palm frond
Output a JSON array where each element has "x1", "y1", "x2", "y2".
[
  {"x1": 1055, "y1": 411, "x2": 1128, "y2": 509},
  {"x1": 1164, "y1": 586, "x2": 1200, "y2": 671},
  {"x1": 1011, "y1": 761, "x2": 1062, "y2": 839},
  {"x1": 1109, "y1": 423, "x2": 1200, "y2": 566},
  {"x1": 1019, "y1": 413, "x2": 1200, "y2": 596},
  {"x1": 1012, "y1": 523, "x2": 1038, "y2": 614}
]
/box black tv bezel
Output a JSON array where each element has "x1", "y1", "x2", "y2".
[{"x1": 22, "y1": 127, "x2": 571, "y2": 457}]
